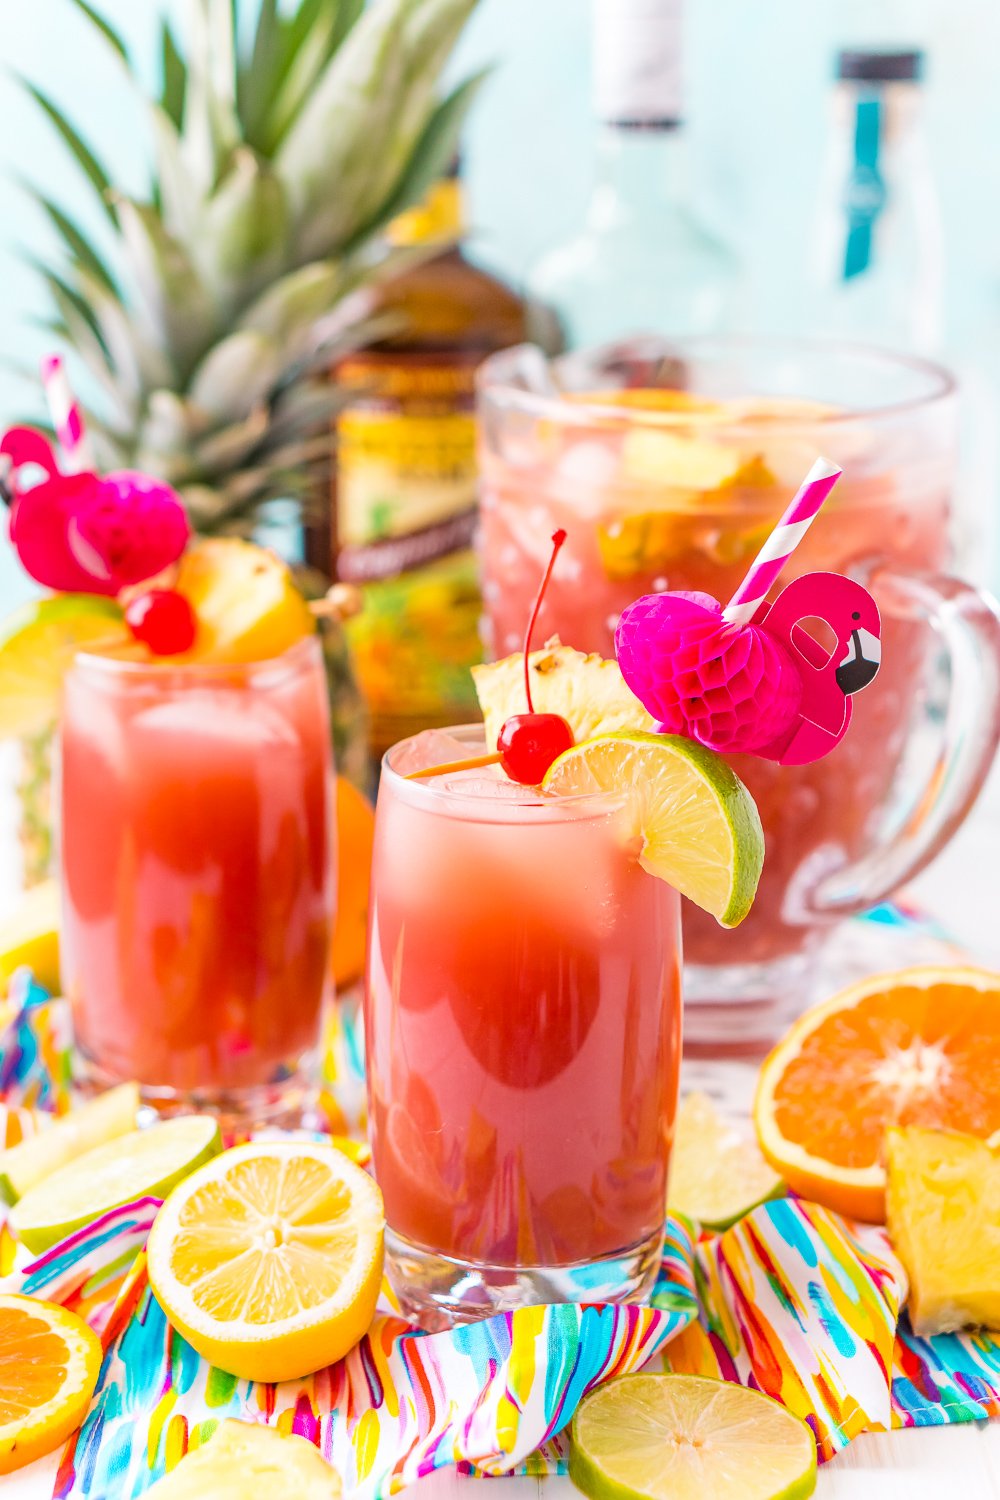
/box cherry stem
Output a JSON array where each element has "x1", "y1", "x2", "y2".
[
  {"x1": 523, "y1": 529, "x2": 567, "y2": 714},
  {"x1": 405, "y1": 752, "x2": 503, "y2": 782}
]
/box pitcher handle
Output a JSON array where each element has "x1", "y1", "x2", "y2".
[{"x1": 804, "y1": 569, "x2": 1000, "y2": 918}]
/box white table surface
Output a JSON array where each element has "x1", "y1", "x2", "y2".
[
  {"x1": 1, "y1": 757, "x2": 998, "y2": 1496},
  {"x1": 3, "y1": 1421, "x2": 1000, "y2": 1500}
]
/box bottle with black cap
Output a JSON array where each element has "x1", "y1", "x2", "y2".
[
  {"x1": 809, "y1": 47, "x2": 943, "y2": 352},
  {"x1": 525, "y1": 0, "x2": 741, "y2": 350}
]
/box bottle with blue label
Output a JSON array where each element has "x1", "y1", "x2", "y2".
[{"x1": 810, "y1": 50, "x2": 943, "y2": 353}]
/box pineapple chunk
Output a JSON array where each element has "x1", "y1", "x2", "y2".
[
  {"x1": 472, "y1": 639, "x2": 654, "y2": 751},
  {"x1": 621, "y1": 429, "x2": 772, "y2": 497},
  {"x1": 886, "y1": 1127, "x2": 1000, "y2": 1337},
  {"x1": 147, "y1": 1420, "x2": 340, "y2": 1498},
  {"x1": 174, "y1": 540, "x2": 315, "y2": 664}
]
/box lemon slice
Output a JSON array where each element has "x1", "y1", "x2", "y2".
[
  {"x1": 570, "y1": 388, "x2": 726, "y2": 417},
  {"x1": 0, "y1": 877, "x2": 61, "y2": 995},
  {"x1": 147, "y1": 1420, "x2": 341, "y2": 1498},
  {"x1": 0, "y1": 1082, "x2": 140, "y2": 1206},
  {"x1": 0, "y1": 1294, "x2": 103, "y2": 1473},
  {"x1": 11, "y1": 1115, "x2": 221, "y2": 1254},
  {"x1": 668, "y1": 1093, "x2": 784, "y2": 1231},
  {"x1": 0, "y1": 594, "x2": 126, "y2": 739},
  {"x1": 146, "y1": 1141, "x2": 384, "y2": 1382},
  {"x1": 569, "y1": 1374, "x2": 817, "y2": 1500},
  {"x1": 543, "y1": 732, "x2": 763, "y2": 927}
]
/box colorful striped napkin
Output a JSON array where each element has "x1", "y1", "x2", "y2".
[{"x1": 0, "y1": 944, "x2": 995, "y2": 1498}]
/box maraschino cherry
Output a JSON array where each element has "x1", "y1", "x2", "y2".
[
  {"x1": 497, "y1": 529, "x2": 574, "y2": 784},
  {"x1": 125, "y1": 589, "x2": 197, "y2": 655}
]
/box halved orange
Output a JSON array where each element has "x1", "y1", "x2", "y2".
[
  {"x1": 0, "y1": 1294, "x2": 102, "y2": 1472},
  {"x1": 754, "y1": 967, "x2": 1000, "y2": 1223}
]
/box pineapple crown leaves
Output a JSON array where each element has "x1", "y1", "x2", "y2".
[{"x1": 21, "y1": 0, "x2": 486, "y2": 529}]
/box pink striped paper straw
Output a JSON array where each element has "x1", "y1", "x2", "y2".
[
  {"x1": 722, "y1": 456, "x2": 843, "y2": 627},
  {"x1": 40, "y1": 354, "x2": 94, "y2": 474}
]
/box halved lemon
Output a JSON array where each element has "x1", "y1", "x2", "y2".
[
  {"x1": 146, "y1": 1142, "x2": 384, "y2": 1383},
  {"x1": 754, "y1": 966, "x2": 1000, "y2": 1223},
  {"x1": 569, "y1": 1373, "x2": 817, "y2": 1500},
  {"x1": 0, "y1": 1293, "x2": 102, "y2": 1473},
  {"x1": 0, "y1": 594, "x2": 126, "y2": 739},
  {"x1": 147, "y1": 1419, "x2": 341, "y2": 1498},
  {"x1": 543, "y1": 731, "x2": 763, "y2": 927}
]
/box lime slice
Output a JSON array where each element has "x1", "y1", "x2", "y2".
[
  {"x1": 11, "y1": 1115, "x2": 221, "y2": 1254},
  {"x1": 0, "y1": 595, "x2": 125, "y2": 739},
  {"x1": 569, "y1": 1373, "x2": 817, "y2": 1500},
  {"x1": 543, "y1": 732, "x2": 763, "y2": 927},
  {"x1": 0, "y1": 1083, "x2": 140, "y2": 1206},
  {"x1": 668, "y1": 1093, "x2": 784, "y2": 1231}
]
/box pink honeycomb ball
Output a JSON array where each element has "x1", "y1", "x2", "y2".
[
  {"x1": 9, "y1": 469, "x2": 189, "y2": 595},
  {"x1": 616, "y1": 591, "x2": 803, "y2": 755}
]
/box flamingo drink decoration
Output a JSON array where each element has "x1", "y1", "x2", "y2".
[{"x1": 616, "y1": 459, "x2": 882, "y2": 767}]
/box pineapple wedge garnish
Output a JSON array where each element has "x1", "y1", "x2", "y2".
[
  {"x1": 173, "y1": 540, "x2": 314, "y2": 664},
  {"x1": 472, "y1": 639, "x2": 654, "y2": 751},
  {"x1": 886, "y1": 1126, "x2": 1000, "y2": 1337}
]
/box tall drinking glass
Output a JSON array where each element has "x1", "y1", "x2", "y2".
[
  {"x1": 478, "y1": 338, "x2": 1000, "y2": 1047},
  {"x1": 364, "y1": 726, "x2": 682, "y2": 1328},
  {"x1": 60, "y1": 636, "x2": 334, "y2": 1127}
]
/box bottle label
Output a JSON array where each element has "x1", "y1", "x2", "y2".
[
  {"x1": 333, "y1": 355, "x2": 482, "y2": 729},
  {"x1": 593, "y1": 0, "x2": 684, "y2": 126},
  {"x1": 387, "y1": 179, "x2": 464, "y2": 248},
  {"x1": 843, "y1": 96, "x2": 887, "y2": 279}
]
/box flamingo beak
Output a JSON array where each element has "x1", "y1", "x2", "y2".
[{"x1": 836, "y1": 626, "x2": 881, "y2": 696}]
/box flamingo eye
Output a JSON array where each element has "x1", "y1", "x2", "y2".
[{"x1": 852, "y1": 611, "x2": 860, "y2": 621}]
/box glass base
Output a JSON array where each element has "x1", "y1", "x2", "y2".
[
  {"x1": 385, "y1": 1225, "x2": 664, "y2": 1331},
  {"x1": 683, "y1": 911, "x2": 963, "y2": 1057},
  {"x1": 72, "y1": 1045, "x2": 320, "y2": 1137},
  {"x1": 683, "y1": 951, "x2": 814, "y2": 1057}
]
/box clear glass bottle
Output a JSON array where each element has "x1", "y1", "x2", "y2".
[
  {"x1": 526, "y1": 0, "x2": 741, "y2": 351},
  {"x1": 808, "y1": 50, "x2": 943, "y2": 353}
]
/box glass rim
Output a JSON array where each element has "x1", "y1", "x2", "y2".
[
  {"x1": 381, "y1": 724, "x2": 628, "y2": 820},
  {"x1": 70, "y1": 631, "x2": 322, "y2": 688},
  {"x1": 477, "y1": 334, "x2": 958, "y2": 433}
]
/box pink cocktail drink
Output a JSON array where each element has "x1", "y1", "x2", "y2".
[
  {"x1": 365, "y1": 727, "x2": 682, "y2": 1326},
  {"x1": 479, "y1": 339, "x2": 1000, "y2": 1042},
  {"x1": 60, "y1": 637, "x2": 333, "y2": 1119}
]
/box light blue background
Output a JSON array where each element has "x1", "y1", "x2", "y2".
[{"x1": 2, "y1": 0, "x2": 998, "y2": 606}]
